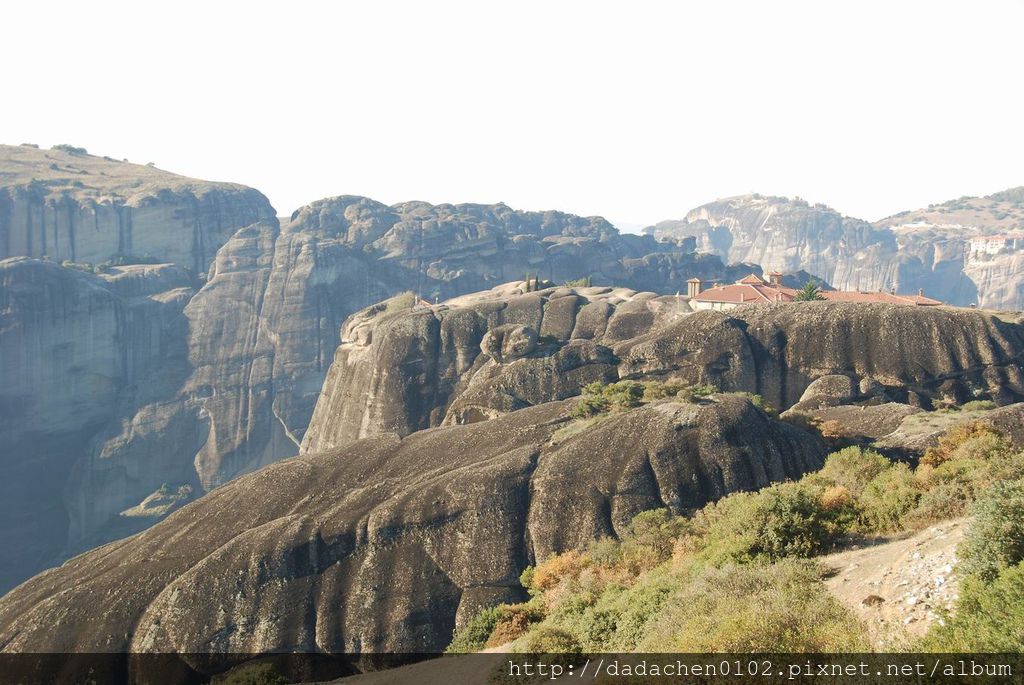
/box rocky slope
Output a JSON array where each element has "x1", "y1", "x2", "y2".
[
  {"x1": 0, "y1": 393, "x2": 825, "y2": 674},
  {"x1": 0, "y1": 151, "x2": 757, "y2": 591},
  {"x1": 304, "y1": 286, "x2": 1024, "y2": 453},
  {"x1": 0, "y1": 144, "x2": 275, "y2": 272},
  {"x1": 646, "y1": 190, "x2": 1024, "y2": 310},
  {"x1": 823, "y1": 520, "x2": 965, "y2": 649}
]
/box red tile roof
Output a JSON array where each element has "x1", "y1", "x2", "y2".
[{"x1": 693, "y1": 280, "x2": 942, "y2": 306}]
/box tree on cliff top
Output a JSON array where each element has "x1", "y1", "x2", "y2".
[{"x1": 795, "y1": 281, "x2": 825, "y2": 301}]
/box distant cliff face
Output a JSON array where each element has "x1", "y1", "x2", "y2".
[
  {"x1": 646, "y1": 192, "x2": 1024, "y2": 310},
  {"x1": 0, "y1": 258, "x2": 197, "y2": 591},
  {"x1": 0, "y1": 145, "x2": 275, "y2": 273}
]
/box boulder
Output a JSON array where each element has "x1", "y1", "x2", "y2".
[
  {"x1": 791, "y1": 374, "x2": 858, "y2": 411},
  {"x1": 480, "y1": 324, "x2": 538, "y2": 363}
]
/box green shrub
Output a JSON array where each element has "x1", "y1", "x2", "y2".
[
  {"x1": 858, "y1": 463, "x2": 920, "y2": 532},
  {"x1": 813, "y1": 447, "x2": 891, "y2": 496},
  {"x1": 513, "y1": 626, "x2": 582, "y2": 654},
  {"x1": 52, "y1": 143, "x2": 88, "y2": 155},
  {"x1": 446, "y1": 606, "x2": 502, "y2": 653},
  {"x1": 641, "y1": 379, "x2": 686, "y2": 401},
  {"x1": 922, "y1": 565, "x2": 1024, "y2": 651},
  {"x1": 602, "y1": 569, "x2": 678, "y2": 651},
  {"x1": 959, "y1": 399, "x2": 997, "y2": 411},
  {"x1": 959, "y1": 478, "x2": 1024, "y2": 582},
  {"x1": 637, "y1": 561, "x2": 869, "y2": 652},
  {"x1": 616, "y1": 509, "x2": 690, "y2": 574},
  {"x1": 602, "y1": 381, "x2": 644, "y2": 409},
  {"x1": 736, "y1": 392, "x2": 778, "y2": 417},
  {"x1": 384, "y1": 291, "x2": 417, "y2": 313},
  {"x1": 696, "y1": 483, "x2": 841, "y2": 564},
  {"x1": 519, "y1": 565, "x2": 535, "y2": 593},
  {"x1": 216, "y1": 662, "x2": 287, "y2": 685},
  {"x1": 61, "y1": 260, "x2": 95, "y2": 273},
  {"x1": 587, "y1": 537, "x2": 621, "y2": 568},
  {"x1": 570, "y1": 394, "x2": 609, "y2": 418},
  {"x1": 906, "y1": 453, "x2": 997, "y2": 527},
  {"x1": 563, "y1": 276, "x2": 592, "y2": 287},
  {"x1": 675, "y1": 383, "x2": 717, "y2": 403},
  {"x1": 571, "y1": 380, "x2": 717, "y2": 418},
  {"x1": 567, "y1": 606, "x2": 619, "y2": 652},
  {"x1": 920, "y1": 421, "x2": 1004, "y2": 467}
]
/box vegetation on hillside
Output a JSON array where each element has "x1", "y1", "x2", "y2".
[
  {"x1": 571, "y1": 380, "x2": 718, "y2": 419},
  {"x1": 448, "y1": 418, "x2": 1024, "y2": 653},
  {"x1": 59, "y1": 253, "x2": 163, "y2": 274}
]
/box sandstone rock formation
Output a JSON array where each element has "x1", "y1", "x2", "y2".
[
  {"x1": 0, "y1": 257, "x2": 197, "y2": 591},
  {"x1": 3, "y1": 147, "x2": 1023, "y2": 602},
  {"x1": 0, "y1": 151, "x2": 757, "y2": 591},
  {"x1": 305, "y1": 289, "x2": 1024, "y2": 454},
  {"x1": 0, "y1": 144, "x2": 275, "y2": 272},
  {"x1": 646, "y1": 190, "x2": 1024, "y2": 310},
  {"x1": 0, "y1": 394, "x2": 825, "y2": 673}
]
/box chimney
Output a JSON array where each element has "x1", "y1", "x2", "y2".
[
  {"x1": 687, "y1": 278, "x2": 703, "y2": 298},
  {"x1": 767, "y1": 271, "x2": 783, "y2": 287}
]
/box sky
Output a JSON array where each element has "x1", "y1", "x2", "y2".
[{"x1": 3, "y1": 1, "x2": 1024, "y2": 230}]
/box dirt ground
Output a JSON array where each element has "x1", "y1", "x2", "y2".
[{"x1": 821, "y1": 519, "x2": 965, "y2": 649}]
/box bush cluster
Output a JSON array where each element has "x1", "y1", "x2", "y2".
[
  {"x1": 448, "y1": 419, "x2": 1024, "y2": 654},
  {"x1": 924, "y1": 478, "x2": 1024, "y2": 650},
  {"x1": 571, "y1": 380, "x2": 717, "y2": 418}
]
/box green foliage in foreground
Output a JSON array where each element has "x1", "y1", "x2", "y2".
[
  {"x1": 923, "y1": 565, "x2": 1024, "y2": 651},
  {"x1": 925, "y1": 477, "x2": 1024, "y2": 651},
  {"x1": 449, "y1": 425, "x2": 1024, "y2": 653}
]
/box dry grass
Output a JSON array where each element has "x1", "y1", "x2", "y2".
[{"x1": 0, "y1": 143, "x2": 250, "y2": 201}]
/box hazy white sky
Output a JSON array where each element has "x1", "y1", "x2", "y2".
[{"x1": 4, "y1": 1, "x2": 1023, "y2": 228}]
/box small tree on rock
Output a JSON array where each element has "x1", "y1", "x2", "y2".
[{"x1": 794, "y1": 281, "x2": 825, "y2": 301}]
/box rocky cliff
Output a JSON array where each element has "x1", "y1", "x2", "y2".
[
  {"x1": 304, "y1": 285, "x2": 1024, "y2": 453},
  {"x1": 0, "y1": 155, "x2": 756, "y2": 591},
  {"x1": 0, "y1": 257, "x2": 197, "y2": 591},
  {"x1": 646, "y1": 190, "x2": 1024, "y2": 310},
  {"x1": 0, "y1": 144, "x2": 275, "y2": 273},
  {"x1": 0, "y1": 393, "x2": 825, "y2": 671}
]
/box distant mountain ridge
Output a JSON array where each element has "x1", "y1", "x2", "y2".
[{"x1": 646, "y1": 188, "x2": 1024, "y2": 310}]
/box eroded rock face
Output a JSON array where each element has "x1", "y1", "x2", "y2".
[
  {"x1": 645, "y1": 192, "x2": 1024, "y2": 310},
  {"x1": 301, "y1": 285, "x2": 688, "y2": 451},
  {"x1": 0, "y1": 394, "x2": 825, "y2": 665},
  {"x1": 0, "y1": 145, "x2": 275, "y2": 273},
  {"x1": 305, "y1": 292, "x2": 1024, "y2": 454},
  {"x1": 480, "y1": 324, "x2": 538, "y2": 362},
  {"x1": 0, "y1": 182, "x2": 753, "y2": 590},
  {"x1": 0, "y1": 257, "x2": 196, "y2": 590}
]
